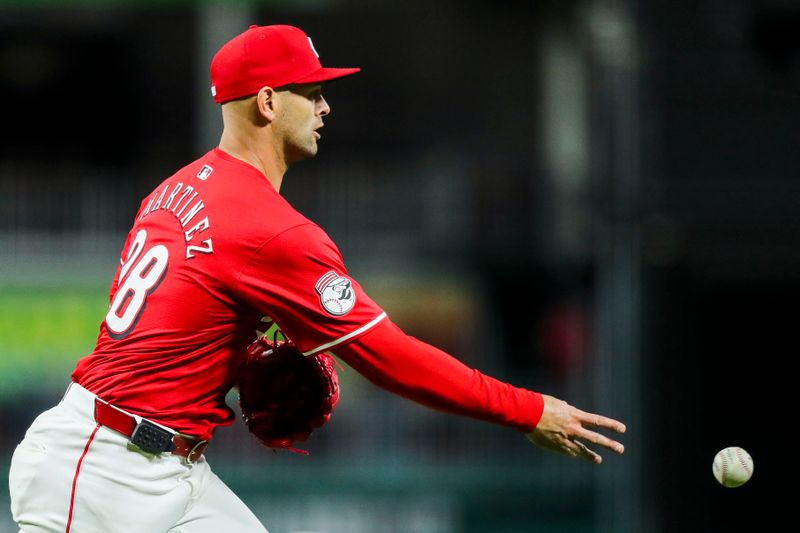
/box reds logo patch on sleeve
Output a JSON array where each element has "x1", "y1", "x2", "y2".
[{"x1": 315, "y1": 271, "x2": 356, "y2": 316}]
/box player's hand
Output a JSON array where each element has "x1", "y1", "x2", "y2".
[{"x1": 525, "y1": 394, "x2": 626, "y2": 464}]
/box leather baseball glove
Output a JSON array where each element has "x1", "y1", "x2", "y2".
[{"x1": 238, "y1": 335, "x2": 339, "y2": 454}]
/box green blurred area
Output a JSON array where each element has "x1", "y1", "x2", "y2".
[{"x1": 0, "y1": 285, "x2": 107, "y2": 394}]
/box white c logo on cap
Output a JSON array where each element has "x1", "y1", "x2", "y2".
[{"x1": 307, "y1": 37, "x2": 320, "y2": 58}]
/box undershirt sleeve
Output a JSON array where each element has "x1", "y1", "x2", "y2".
[{"x1": 334, "y1": 318, "x2": 545, "y2": 433}]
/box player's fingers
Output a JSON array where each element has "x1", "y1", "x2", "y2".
[
  {"x1": 576, "y1": 410, "x2": 626, "y2": 433},
  {"x1": 574, "y1": 428, "x2": 625, "y2": 455},
  {"x1": 571, "y1": 439, "x2": 602, "y2": 464},
  {"x1": 529, "y1": 428, "x2": 604, "y2": 464}
]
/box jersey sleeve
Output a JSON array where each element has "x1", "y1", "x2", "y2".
[
  {"x1": 235, "y1": 223, "x2": 386, "y2": 355},
  {"x1": 334, "y1": 318, "x2": 545, "y2": 433}
]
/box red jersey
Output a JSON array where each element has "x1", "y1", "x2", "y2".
[{"x1": 73, "y1": 148, "x2": 386, "y2": 440}]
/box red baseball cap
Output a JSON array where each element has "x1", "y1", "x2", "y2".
[{"x1": 210, "y1": 24, "x2": 360, "y2": 104}]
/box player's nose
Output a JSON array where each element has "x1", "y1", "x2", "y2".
[{"x1": 318, "y1": 95, "x2": 330, "y2": 117}]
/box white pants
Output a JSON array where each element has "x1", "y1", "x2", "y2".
[{"x1": 8, "y1": 383, "x2": 267, "y2": 533}]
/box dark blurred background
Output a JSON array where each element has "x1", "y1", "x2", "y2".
[{"x1": 1, "y1": 0, "x2": 796, "y2": 531}]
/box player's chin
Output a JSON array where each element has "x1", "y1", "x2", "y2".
[
  {"x1": 307, "y1": 137, "x2": 320, "y2": 155},
  {"x1": 287, "y1": 140, "x2": 318, "y2": 163},
  {"x1": 304, "y1": 141, "x2": 319, "y2": 158},
  {"x1": 301, "y1": 132, "x2": 319, "y2": 152}
]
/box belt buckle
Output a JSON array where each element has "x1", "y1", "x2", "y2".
[
  {"x1": 184, "y1": 440, "x2": 208, "y2": 465},
  {"x1": 130, "y1": 420, "x2": 175, "y2": 454}
]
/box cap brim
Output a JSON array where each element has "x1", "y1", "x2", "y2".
[{"x1": 291, "y1": 67, "x2": 361, "y2": 85}]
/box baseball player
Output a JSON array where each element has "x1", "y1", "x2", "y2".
[{"x1": 8, "y1": 24, "x2": 626, "y2": 533}]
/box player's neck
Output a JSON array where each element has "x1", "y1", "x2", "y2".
[{"x1": 218, "y1": 131, "x2": 286, "y2": 192}]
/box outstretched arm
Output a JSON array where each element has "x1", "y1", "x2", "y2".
[{"x1": 334, "y1": 318, "x2": 625, "y2": 463}]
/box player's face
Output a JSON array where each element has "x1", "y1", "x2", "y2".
[{"x1": 274, "y1": 83, "x2": 330, "y2": 164}]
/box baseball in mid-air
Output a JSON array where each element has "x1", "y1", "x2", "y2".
[{"x1": 712, "y1": 446, "x2": 753, "y2": 487}]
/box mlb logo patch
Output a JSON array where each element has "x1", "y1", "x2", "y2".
[{"x1": 197, "y1": 165, "x2": 213, "y2": 180}]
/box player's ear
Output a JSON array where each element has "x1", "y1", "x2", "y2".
[{"x1": 255, "y1": 86, "x2": 276, "y2": 123}]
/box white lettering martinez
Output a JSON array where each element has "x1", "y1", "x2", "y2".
[{"x1": 138, "y1": 181, "x2": 214, "y2": 260}]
